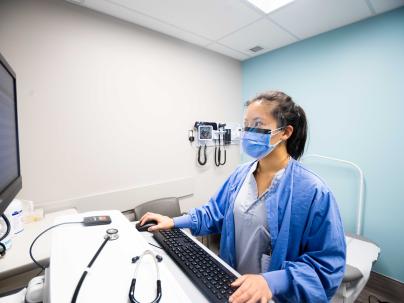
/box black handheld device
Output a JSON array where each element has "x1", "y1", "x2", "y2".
[{"x1": 83, "y1": 216, "x2": 112, "y2": 226}]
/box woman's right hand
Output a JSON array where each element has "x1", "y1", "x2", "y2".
[{"x1": 138, "y1": 212, "x2": 175, "y2": 232}]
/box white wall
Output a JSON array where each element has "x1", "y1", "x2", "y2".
[{"x1": 0, "y1": 0, "x2": 242, "y2": 213}]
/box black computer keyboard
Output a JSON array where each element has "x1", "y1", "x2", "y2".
[{"x1": 153, "y1": 228, "x2": 238, "y2": 303}]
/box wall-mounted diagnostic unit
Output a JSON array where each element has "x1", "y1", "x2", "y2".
[{"x1": 188, "y1": 121, "x2": 241, "y2": 167}]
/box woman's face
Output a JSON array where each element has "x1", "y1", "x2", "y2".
[{"x1": 243, "y1": 101, "x2": 286, "y2": 145}]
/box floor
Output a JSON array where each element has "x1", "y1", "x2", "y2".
[
  {"x1": 356, "y1": 287, "x2": 395, "y2": 303},
  {"x1": 355, "y1": 273, "x2": 403, "y2": 303}
]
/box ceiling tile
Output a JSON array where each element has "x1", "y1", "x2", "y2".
[
  {"x1": 218, "y1": 18, "x2": 297, "y2": 55},
  {"x1": 80, "y1": 0, "x2": 212, "y2": 46},
  {"x1": 67, "y1": 0, "x2": 403, "y2": 61},
  {"x1": 269, "y1": 0, "x2": 373, "y2": 39},
  {"x1": 206, "y1": 43, "x2": 250, "y2": 61},
  {"x1": 106, "y1": 0, "x2": 262, "y2": 41},
  {"x1": 368, "y1": 0, "x2": 404, "y2": 14}
]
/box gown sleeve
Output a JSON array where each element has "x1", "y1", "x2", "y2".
[
  {"x1": 262, "y1": 190, "x2": 346, "y2": 302},
  {"x1": 173, "y1": 168, "x2": 240, "y2": 236}
]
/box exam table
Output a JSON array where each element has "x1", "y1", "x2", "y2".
[{"x1": 302, "y1": 154, "x2": 380, "y2": 303}]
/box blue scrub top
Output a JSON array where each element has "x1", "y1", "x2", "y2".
[
  {"x1": 234, "y1": 160, "x2": 285, "y2": 275},
  {"x1": 174, "y1": 158, "x2": 346, "y2": 302}
]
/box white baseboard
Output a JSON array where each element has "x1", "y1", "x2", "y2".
[{"x1": 35, "y1": 177, "x2": 195, "y2": 213}]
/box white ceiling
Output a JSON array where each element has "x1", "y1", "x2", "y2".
[{"x1": 66, "y1": 0, "x2": 404, "y2": 61}]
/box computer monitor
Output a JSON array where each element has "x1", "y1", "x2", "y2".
[{"x1": 0, "y1": 51, "x2": 22, "y2": 216}]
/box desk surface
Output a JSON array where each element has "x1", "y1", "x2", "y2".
[
  {"x1": 47, "y1": 210, "x2": 240, "y2": 303},
  {"x1": 48, "y1": 210, "x2": 191, "y2": 302},
  {"x1": 0, "y1": 209, "x2": 77, "y2": 280}
]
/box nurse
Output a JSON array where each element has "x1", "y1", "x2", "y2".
[{"x1": 140, "y1": 91, "x2": 346, "y2": 302}]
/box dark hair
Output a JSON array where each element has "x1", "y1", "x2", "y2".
[{"x1": 245, "y1": 90, "x2": 308, "y2": 159}]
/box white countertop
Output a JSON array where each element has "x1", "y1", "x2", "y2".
[
  {"x1": 0, "y1": 208, "x2": 78, "y2": 279},
  {"x1": 48, "y1": 210, "x2": 191, "y2": 303}
]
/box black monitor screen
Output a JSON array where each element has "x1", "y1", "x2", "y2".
[{"x1": 0, "y1": 55, "x2": 20, "y2": 214}]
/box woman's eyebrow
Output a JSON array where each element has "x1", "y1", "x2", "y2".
[
  {"x1": 244, "y1": 117, "x2": 262, "y2": 122},
  {"x1": 251, "y1": 117, "x2": 264, "y2": 123}
]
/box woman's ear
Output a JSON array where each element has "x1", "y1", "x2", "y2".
[{"x1": 282, "y1": 125, "x2": 294, "y2": 140}]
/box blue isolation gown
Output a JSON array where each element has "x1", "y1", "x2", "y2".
[{"x1": 174, "y1": 158, "x2": 346, "y2": 302}]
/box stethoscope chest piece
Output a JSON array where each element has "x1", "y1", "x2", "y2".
[{"x1": 105, "y1": 228, "x2": 119, "y2": 240}]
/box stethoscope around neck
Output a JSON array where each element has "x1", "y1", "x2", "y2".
[{"x1": 129, "y1": 250, "x2": 163, "y2": 303}]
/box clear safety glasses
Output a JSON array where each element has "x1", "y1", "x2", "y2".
[{"x1": 241, "y1": 126, "x2": 285, "y2": 136}]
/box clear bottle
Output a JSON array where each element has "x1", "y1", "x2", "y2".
[{"x1": 7, "y1": 199, "x2": 25, "y2": 234}]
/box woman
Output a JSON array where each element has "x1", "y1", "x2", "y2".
[{"x1": 140, "y1": 91, "x2": 346, "y2": 302}]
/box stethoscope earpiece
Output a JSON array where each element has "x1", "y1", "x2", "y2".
[{"x1": 131, "y1": 254, "x2": 163, "y2": 264}]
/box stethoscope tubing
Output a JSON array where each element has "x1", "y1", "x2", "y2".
[{"x1": 129, "y1": 250, "x2": 162, "y2": 303}]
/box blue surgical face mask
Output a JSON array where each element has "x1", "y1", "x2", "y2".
[{"x1": 241, "y1": 127, "x2": 284, "y2": 159}]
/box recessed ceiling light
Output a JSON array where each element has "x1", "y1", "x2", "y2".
[{"x1": 246, "y1": 0, "x2": 295, "y2": 14}]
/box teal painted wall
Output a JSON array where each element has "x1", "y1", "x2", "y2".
[{"x1": 242, "y1": 8, "x2": 404, "y2": 282}]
